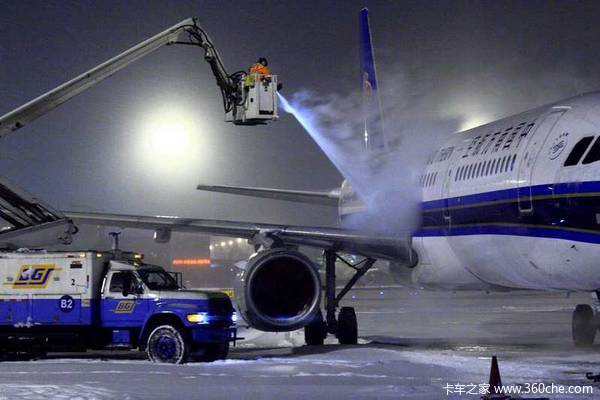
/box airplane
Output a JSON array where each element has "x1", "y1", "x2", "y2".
[{"x1": 1, "y1": 9, "x2": 600, "y2": 348}]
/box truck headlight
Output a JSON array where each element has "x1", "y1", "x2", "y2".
[{"x1": 186, "y1": 312, "x2": 209, "y2": 324}]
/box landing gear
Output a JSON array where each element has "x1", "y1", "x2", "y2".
[
  {"x1": 573, "y1": 304, "x2": 596, "y2": 347},
  {"x1": 303, "y1": 250, "x2": 374, "y2": 346},
  {"x1": 304, "y1": 310, "x2": 327, "y2": 346},
  {"x1": 337, "y1": 306, "x2": 358, "y2": 345}
]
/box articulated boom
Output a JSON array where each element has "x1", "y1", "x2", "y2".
[{"x1": 0, "y1": 17, "x2": 278, "y2": 137}]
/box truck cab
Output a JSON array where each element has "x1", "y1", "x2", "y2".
[{"x1": 100, "y1": 261, "x2": 236, "y2": 363}]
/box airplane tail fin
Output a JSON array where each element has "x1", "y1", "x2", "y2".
[{"x1": 359, "y1": 8, "x2": 386, "y2": 153}]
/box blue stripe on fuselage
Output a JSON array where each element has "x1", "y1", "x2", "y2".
[{"x1": 416, "y1": 180, "x2": 600, "y2": 243}]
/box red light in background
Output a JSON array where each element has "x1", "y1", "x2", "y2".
[{"x1": 172, "y1": 258, "x2": 211, "y2": 266}]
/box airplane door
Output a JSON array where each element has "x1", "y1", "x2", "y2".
[
  {"x1": 441, "y1": 166, "x2": 452, "y2": 228},
  {"x1": 516, "y1": 109, "x2": 566, "y2": 213}
]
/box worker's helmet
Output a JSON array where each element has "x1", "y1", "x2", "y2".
[{"x1": 258, "y1": 57, "x2": 268, "y2": 66}]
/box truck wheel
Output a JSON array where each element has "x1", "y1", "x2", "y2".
[
  {"x1": 146, "y1": 325, "x2": 189, "y2": 364},
  {"x1": 336, "y1": 306, "x2": 358, "y2": 345}
]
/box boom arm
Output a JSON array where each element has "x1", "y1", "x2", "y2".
[{"x1": 0, "y1": 17, "x2": 255, "y2": 138}]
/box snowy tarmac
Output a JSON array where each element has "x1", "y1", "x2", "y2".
[{"x1": 0, "y1": 288, "x2": 599, "y2": 399}]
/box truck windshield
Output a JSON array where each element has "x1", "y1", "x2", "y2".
[{"x1": 138, "y1": 269, "x2": 180, "y2": 291}]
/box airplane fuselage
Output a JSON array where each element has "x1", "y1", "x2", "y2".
[{"x1": 346, "y1": 92, "x2": 600, "y2": 292}]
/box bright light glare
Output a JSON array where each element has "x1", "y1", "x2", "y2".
[
  {"x1": 460, "y1": 115, "x2": 492, "y2": 132},
  {"x1": 146, "y1": 109, "x2": 192, "y2": 157},
  {"x1": 136, "y1": 104, "x2": 204, "y2": 175}
]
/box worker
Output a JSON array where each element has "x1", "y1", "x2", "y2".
[
  {"x1": 250, "y1": 57, "x2": 271, "y2": 76},
  {"x1": 244, "y1": 57, "x2": 271, "y2": 87}
]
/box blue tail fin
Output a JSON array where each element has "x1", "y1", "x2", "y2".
[{"x1": 359, "y1": 8, "x2": 386, "y2": 153}]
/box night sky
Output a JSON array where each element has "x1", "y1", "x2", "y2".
[{"x1": 3, "y1": 0, "x2": 600, "y2": 229}]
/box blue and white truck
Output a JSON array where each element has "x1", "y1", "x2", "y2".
[{"x1": 0, "y1": 250, "x2": 236, "y2": 363}]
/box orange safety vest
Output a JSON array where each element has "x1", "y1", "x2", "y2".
[{"x1": 249, "y1": 63, "x2": 271, "y2": 76}]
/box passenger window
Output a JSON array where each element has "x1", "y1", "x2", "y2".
[
  {"x1": 510, "y1": 154, "x2": 517, "y2": 171},
  {"x1": 485, "y1": 160, "x2": 491, "y2": 176},
  {"x1": 564, "y1": 136, "x2": 594, "y2": 166},
  {"x1": 491, "y1": 159, "x2": 497, "y2": 174},
  {"x1": 582, "y1": 137, "x2": 600, "y2": 165},
  {"x1": 109, "y1": 272, "x2": 136, "y2": 293}
]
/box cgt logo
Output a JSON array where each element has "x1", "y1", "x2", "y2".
[
  {"x1": 114, "y1": 300, "x2": 136, "y2": 314},
  {"x1": 9, "y1": 265, "x2": 57, "y2": 289}
]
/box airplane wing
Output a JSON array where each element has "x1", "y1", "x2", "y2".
[
  {"x1": 64, "y1": 211, "x2": 414, "y2": 263},
  {"x1": 196, "y1": 184, "x2": 339, "y2": 206}
]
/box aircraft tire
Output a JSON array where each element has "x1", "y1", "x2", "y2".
[
  {"x1": 337, "y1": 307, "x2": 358, "y2": 345},
  {"x1": 304, "y1": 310, "x2": 327, "y2": 346},
  {"x1": 572, "y1": 304, "x2": 596, "y2": 347}
]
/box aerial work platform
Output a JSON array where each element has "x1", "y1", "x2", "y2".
[
  {"x1": 0, "y1": 17, "x2": 279, "y2": 138},
  {"x1": 226, "y1": 74, "x2": 279, "y2": 125}
]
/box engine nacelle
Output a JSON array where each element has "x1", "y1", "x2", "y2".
[{"x1": 234, "y1": 248, "x2": 321, "y2": 332}]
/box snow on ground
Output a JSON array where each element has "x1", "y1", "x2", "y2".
[{"x1": 0, "y1": 288, "x2": 599, "y2": 399}]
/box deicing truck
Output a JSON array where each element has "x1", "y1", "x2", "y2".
[{"x1": 0, "y1": 250, "x2": 236, "y2": 363}]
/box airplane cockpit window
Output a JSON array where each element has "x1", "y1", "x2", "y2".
[
  {"x1": 564, "y1": 136, "x2": 594, "y2": 166},
  {"x1": 582, "y1": 137, "x2": 600, "y2": 165}
]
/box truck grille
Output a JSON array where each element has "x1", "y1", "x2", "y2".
[
  {"x1": 208, "y1": 297, "x2": 234, "y2": 327},
  {"x1": 208, "y1": 298, "x2": 233, "y2": 315}
]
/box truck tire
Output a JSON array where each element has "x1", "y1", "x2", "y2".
[
  {"x1": 146, "y1": 325, "x2": 189, "y2": 364},
  {"x1": 336, "y1": 306, "x2": 358, "y2": 345}
]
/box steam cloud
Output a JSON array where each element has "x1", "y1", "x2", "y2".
[
  {"x1": 279, "y1": 50, "x2": 597, "y2": 237},
  {"x1": 279, "y1": 64, "x2": 455, "y2": 236}
]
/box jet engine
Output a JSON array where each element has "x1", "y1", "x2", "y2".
[{"x1": 234, "y1": 248, "x2": 321, "y2": 332}]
